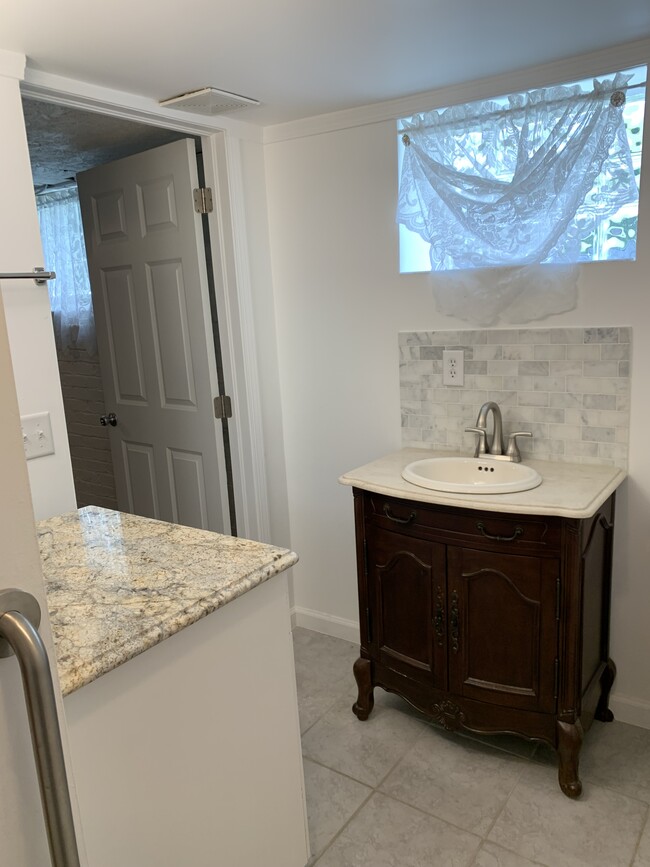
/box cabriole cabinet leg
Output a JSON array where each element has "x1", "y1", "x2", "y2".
[
  {"x1": 557, "y1": 719, "x2": 584, "y2": 798},
  {"x1": 352, "y1": 657, "x2": 374, "y2": 721}
]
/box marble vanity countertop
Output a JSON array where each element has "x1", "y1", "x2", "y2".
[
  {"x1": 37, "y1": 507, "x2": 298, "y2": 696},
  {"x1": 339, "y1": 448, "x2": 626, "y2": 519}
]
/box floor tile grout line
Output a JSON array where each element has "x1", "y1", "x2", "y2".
[
  {"x1": 371, "y1": 741, "x2": 530, "y2": 845},
  {"x1": 309, "y1": 787, "x2": 375, "y2": 865},
  {"x1": 301, "y1": 755, "x2": 375, "y2": 790},
  {"x1": 303, "y1": 710, "x2": 431, "y2": 791},
  {"x1": 470, "y1": 838, "x2": 551, "y2": 867},
  {"x1": 297, "y1": 672, "x2": 356, "y2": 738},
  {"x1": 299, "y1": 691, "x2": 345, "y2": 739},
  {"x1": 468, "y1": 743, "x2": 556, "y2": 848},
  {"x1": 627, "y1": 801, "x2": 649, "y2": 867},
  {"x1": 371, "y1": 788, "x2": 486, "y2": 842},
  {"x1": 370, "y1": 720, "x2": 434, "y2": 790},
  {"x1": 478, "y1": 758, "x2": 529, "y2": 846},
  {"x1": 309, "y1": 723, "x2": 434, "y2": 864}
]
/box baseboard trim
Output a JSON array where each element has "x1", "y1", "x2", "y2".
[
  {"x1": 291, "y1": 606, "x2": 360, "y2": 645},
  {"x1": 609, "y1": 693, "x2": 650, "y2": 730}
]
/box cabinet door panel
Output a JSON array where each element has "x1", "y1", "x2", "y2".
[
  {"x1": 448, "y1": 546, "x2": 558, "y2": 713},
  {"x1": 367, "y1": 528, "x2": 446, "y2": 690}
]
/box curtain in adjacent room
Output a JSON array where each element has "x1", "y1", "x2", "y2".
[{"x1": 36, "y1": 185, "x2": 97, "y2": 356}]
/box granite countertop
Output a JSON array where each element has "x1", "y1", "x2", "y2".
[
  {"x1": 339, "y1": 448, "x2": 626, "y2": 519},
  {"x1": 37, "y1": 506, "x2": 298, "y2": 697}
]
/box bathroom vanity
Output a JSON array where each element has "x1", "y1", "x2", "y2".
[
  {"x1": 37, "y1": 507, "x2": 309, "y2": 867},
  {"x1": 340, "y1": 449, "x2": 625, "y2": 798}
]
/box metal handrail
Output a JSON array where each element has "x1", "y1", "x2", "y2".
[
  {"x1": 0, "y1": 589, "x2": 81, "y2": 867},
  {"x1": 0, "y1": 268, "x2": 56, "y2": 285}
]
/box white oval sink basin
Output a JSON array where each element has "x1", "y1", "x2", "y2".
[{"x1": 402, "y1": 457, "x2": 542, "y2": 494}]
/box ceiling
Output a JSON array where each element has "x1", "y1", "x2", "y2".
[
  {"x1": 3, "y1": 0, "x2": 650, "y2": 127},
  {"x1": 23, "y1": 100, "x2": 193, "y2": 186}
]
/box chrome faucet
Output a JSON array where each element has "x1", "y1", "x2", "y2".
[
  {"x1": 465, "y1": 401, "x2": 532, "y2": 462},
  {"x1": 478, "y1": 401, "x2": 503, "y2": 455}
]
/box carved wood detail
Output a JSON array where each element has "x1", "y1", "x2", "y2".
[
  {"x1": 431, "y1": 699, "x2": 466, "y2": 731},
  {"x1": 434, "y1": 584, "x2": 445, "y2": 648}
]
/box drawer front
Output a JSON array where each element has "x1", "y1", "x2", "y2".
[{"x1": 365, "y1": 493, "x2": 562, "y2": 552}]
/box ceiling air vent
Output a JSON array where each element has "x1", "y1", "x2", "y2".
[{"x1": 159, "y1": 87, "x2": 260, "y2": 115}]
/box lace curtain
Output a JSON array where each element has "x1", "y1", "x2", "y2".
[
  {"x1": 397, "y1": 72, "x2": 638, "y2": 324},
  {"x1": 36, "y1": 186, "x2": 97, "y2": 356}
]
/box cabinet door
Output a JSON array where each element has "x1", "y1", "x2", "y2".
[
  {"x1": 367, "y1": 527, "x2": 446, "y2": 689},
  {"x1": 447, "y1": 546, "x2": 558, "y2": 713}
]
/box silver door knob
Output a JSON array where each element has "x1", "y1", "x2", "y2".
[{"x1": 99, "y1": 413, "x2": 118, "y2": 427}]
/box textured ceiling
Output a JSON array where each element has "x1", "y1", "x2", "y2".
[{"x1": 23, "y1": 99, "x2": 192, "y2": 186}]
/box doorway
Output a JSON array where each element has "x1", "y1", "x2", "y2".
[{"x1": 22, "y1": 98, "x2": 237, "y2": 534}]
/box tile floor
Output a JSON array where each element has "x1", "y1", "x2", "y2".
[{"x1": 293, "y1": 627, "x2": 650, "y2": 867}]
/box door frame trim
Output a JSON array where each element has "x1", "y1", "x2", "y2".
[{"x1": 21, "y1": 69, "x2": 271, "y2": 542}]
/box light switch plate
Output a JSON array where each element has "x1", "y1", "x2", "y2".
[{"x1": 21, "y1": 412, "x2": 55, "y2": 460}]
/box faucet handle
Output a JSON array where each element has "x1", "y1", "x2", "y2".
[
  {"x1": 505, "y1": 431, "x2": 532, "y2": 462},
  {"x1": 465, "y1": 427, "x2": 488, "y2": 457}
]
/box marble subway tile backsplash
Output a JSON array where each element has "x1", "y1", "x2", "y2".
[{"x1": 399, "y1": 327, "x2": 631, "y2": 469}]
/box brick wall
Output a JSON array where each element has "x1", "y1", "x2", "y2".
[{"x1": 57, "y1": 348, "x2": 118, "y2": 509}]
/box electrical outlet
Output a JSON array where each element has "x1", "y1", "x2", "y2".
[
  {"x1": 21, "y1": 412, "x2": 55, "y2": 460},
  {"x1": 442, "y1": 350, "x2": 464, "y2": 386}
]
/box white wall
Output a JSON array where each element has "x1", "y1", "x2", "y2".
[
  {"x1": 237, "y1": 137, "x2": 292, "y2": 551},
  {"x1": 263, "y1": 42, "x2": 650, "y2": 724},
  {"x1": 0, "y1": 50, "x2": 86, "y2": 863},
  {"x1": 0, "y1": 52, "x2": 76, "y2": 521},
  {"x1": 207, "y1": 131, "x2": 292, "y2": 549}
]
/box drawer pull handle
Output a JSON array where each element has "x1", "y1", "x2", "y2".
[
  {"x1": 383, "y1": 505, "x2": 416, "y2": 525},
  {"x1": 476, "y1": 522, "x2": 524, "y2": 542}
]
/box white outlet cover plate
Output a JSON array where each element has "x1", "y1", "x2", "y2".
[
  {"x1": 443, "y1": 349, "x2": 464, "y2": 386},
  {"x1": 21, "y1": 412, "x2": 55, "y2": 460}
]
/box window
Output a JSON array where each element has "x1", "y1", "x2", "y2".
[
  {"x1": 398, "y1": 66, "x2": 646, "y2": 274},
  {"x1": 36, "y1": 184, "x2": 96, "y2": 356}
]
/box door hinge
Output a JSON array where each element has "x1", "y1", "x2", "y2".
[
  {"x1": 554, "y1": 658, "x2": 559, "y2": 699},
  {"x1": 214, "y1": 394, "x2": 233, "y2": 419},
  {"x1": 363, "y1": 538, "x2": 369, "y2": 577},
  {"x1": 556, "y1": 577, "x2": 561, "y2": 621},
  {"x1": 193, "y1": 187, "x2": 213, "y2": 214}
]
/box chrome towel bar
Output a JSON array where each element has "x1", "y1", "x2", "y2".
[
  {"x1": 0, "y1": 588, "x2": 81, "y2": 867},
  {"x1": 0, "y1": 267, "x2": 56, "y2": 284}
]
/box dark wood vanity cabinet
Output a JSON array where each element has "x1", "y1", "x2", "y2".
[{"x1": 351, "y1": 488, "x2": 616, "y2": 798}]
